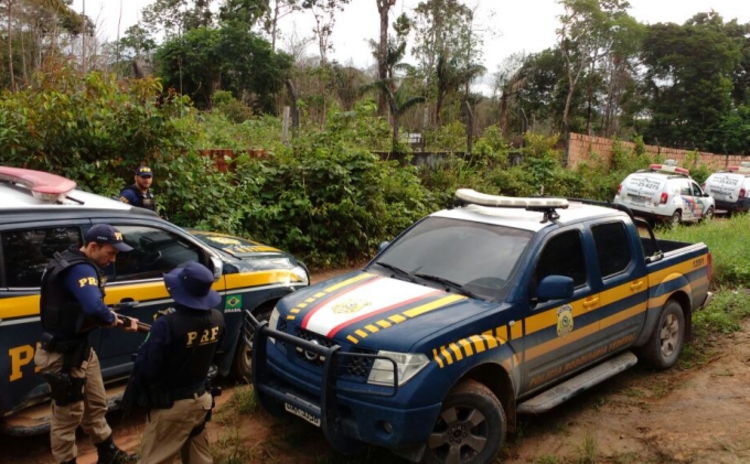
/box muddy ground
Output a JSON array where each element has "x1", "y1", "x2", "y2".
[{"x1": 3, "y1": 266, "x2": 750, "y2": 464}]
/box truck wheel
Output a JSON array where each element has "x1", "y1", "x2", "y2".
[
  {"x1": 231, "y1": 306, "x2": 273, "y2": 383},
  {"x1": 702, "y1": 207, "x2": 714, "y2": 222},
  {"x1": 423, "y1": 380, "x2": 506, "y2": 464},
  {"x1": 638, "y1": 299, "x2": 685, "y2": 370},
  {"x1": 668, "y1": 210, "x2": 682, "y2": 228}
]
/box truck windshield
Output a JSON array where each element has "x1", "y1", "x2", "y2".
[{"x1": 372, "y1": 217, "x2": 533, "y2": 301}]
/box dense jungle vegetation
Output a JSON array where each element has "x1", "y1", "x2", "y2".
[{"x1": 0, "y1": 0, "x2": 748, "y2": 268}]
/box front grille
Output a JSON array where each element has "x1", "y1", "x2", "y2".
[
  {"x1": 276, "y1": 319, "x2": 287, "y2": 347},
  {"x1": 294, "y1": 328, "x2": 336, "y2": 367},
  {"x1": 289, "y1": 328, "x2": 376, "y2": 380},
  {"x1": 339, "y1": 348, "x2": 376, "y2": 379}
]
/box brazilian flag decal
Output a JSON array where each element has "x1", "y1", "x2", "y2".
[{"x1": 225, "y1": 294, "x2": 243, "y2": 313}]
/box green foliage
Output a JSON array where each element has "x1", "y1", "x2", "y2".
[
  {"x1": 232, "y1": 105, "x2": 430, "y2": 267},
  {"x1": 231, "y1": 385, "x2": 260, "y2": 415},
  {"x1": 658, "y1": 213, "x2": 750, "y2": 287},
  {"x1": 212, "y1": 90, "x2": 254, "y2": 123}
]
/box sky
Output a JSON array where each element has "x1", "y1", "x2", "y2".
[{"x1": 72, "y1": 0, "x2": 750, "y2": 93}]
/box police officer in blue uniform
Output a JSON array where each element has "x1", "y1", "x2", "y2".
[
  {"x1": 132, "y1": 262, "x2": 225, "y2": 464},
  {"x1": 119, "y1": 165, "x2": 156, "y2": 211},
  {"x1": 34, "y1": 224, "x2": 139, "y2": 464}
]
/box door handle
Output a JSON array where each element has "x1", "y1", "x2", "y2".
[
  {"x1": 630, "y1": 280, "x2": 645, "y2": 291},
  {"x1": 582, "y1": 297, "x2": 599, "y2": 308},
  {"x1": 114, "y1": 298, "x2": 140, "y2": 310}
]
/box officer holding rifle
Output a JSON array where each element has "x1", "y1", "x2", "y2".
[{"x1": 34, "y1": 224, "x2": 140, "y2": 464}]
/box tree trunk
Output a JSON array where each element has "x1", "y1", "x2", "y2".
[
  {"x1": 81, "y1": 0, "x2": 86, "y2": 74},
  {"x1": 7, "y1": 0, "x2": 15, "y2": 91},
  {"x1": 376, "y1": 0, "x2": 394, "y2": 116},
  {"x1": 464, "y1": 100, "x2": 473, "y2": 155},
  {"x1": 286, "y1": 79, "x2": 299, "y2": 139},
  {"x1": 272, "y1": 1, "x2": 280, "y2": 52}
]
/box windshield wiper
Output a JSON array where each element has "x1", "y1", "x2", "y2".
[
  {"x1": 375, "y1": 261, "x2": 417, "y2": 282},
  {"x1": 412, "y1": 273, "x2": 480, "y2": 300}
]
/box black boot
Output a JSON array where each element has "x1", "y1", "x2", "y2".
[{"x1": 95, "y1": 435, "x2": 137, "y2": 464}]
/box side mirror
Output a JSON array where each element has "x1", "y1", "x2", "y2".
[
  {"x1": 209, "y1": 256, "x2": 223, "y2": 281},
  {"x1": 537, "y1": 275, "x2": 574, "y2": 302},
  {"x1": 704, "y1": 192, "x2": 710, "y2": 198},
  {"x1": 378, "y1": 241, "x2": 390, "y2": 253}
]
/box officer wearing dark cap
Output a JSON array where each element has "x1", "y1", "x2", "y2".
[
  {"x1": 133, "y1": 262, "x2": 225, "y2": 464},
  {"x1": 34, "y1": 224, "x2": 139, "y2": 464},
  {"x1": 119, "y1": 165, "x2": 156, "y2": 211}
]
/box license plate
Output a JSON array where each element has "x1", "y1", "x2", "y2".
[
  {"x1": 285, "y1": 402, "x2": 321, "y2": 427},
  {"x1": 627, "y1": 194, "x2": 647, "y2": 204}
]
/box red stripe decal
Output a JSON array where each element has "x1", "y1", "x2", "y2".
[
  {"x1": 301, "y1": 276, "x2": 382, "y2": 328},
  {"x1": 327, "y1": 289, "x2": 444, "y2": 338}
]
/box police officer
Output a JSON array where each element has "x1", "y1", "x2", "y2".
[
  {"x1": 34, "y1": 224, "x2": 139, "y2": 464},
  {"x1": 119, "y1": 165, "x2": 156, "y2": 211},
  {"x1": 133, "y1": 262, "x2": 225, "y2": 464}
]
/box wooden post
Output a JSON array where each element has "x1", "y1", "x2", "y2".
[{"x1": 282, "y1": 106, "x2": 291, "y2": 146}]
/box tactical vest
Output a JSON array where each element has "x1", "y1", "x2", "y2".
[
  {"x1": 159, "y1": 307, "x2": 225, "y2": 391},
  {"x1": 40, "y1": 249, "x2": 106, "y2": 337},
  {"x1": 123, "y1": 184, "x2": 156, "y2": 211}
]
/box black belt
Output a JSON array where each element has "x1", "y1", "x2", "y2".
[{"x1": 171, "y1": 385, "x2": 207, "y2": 401}]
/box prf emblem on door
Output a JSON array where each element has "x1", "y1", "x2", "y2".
[{"x1": 557, "y1": 305, "x2": 574, "y2": 338}]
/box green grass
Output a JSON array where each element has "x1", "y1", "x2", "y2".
[
  {"x1": 657, "y1": 213, "x2": 750, "y2": 288},
  {"x1": 230, "y1": 385, "x2": 260, "y2": 415}
]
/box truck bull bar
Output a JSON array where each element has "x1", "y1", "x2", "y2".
[{"x1": 243, "y1": 310, "x2": 398, "y2": 453}]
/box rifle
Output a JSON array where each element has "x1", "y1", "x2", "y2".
[{"x1": 117, "y1": 314, "x2": 151, "y2": 333}]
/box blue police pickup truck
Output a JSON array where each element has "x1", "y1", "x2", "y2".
[{"x1": 246, "y1": 189, "x2": 713, "y2": 464}]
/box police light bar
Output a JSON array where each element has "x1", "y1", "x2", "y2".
[
  {"x1": 0, "y1": 166, "x2": 76, "y2": 203},
  {"x1": 728, "y1": 165, "x2": 750, "y2": 174},
  {"x1": 455, "y1": 189, "x2": 569, "y2": 209},
  {"x1": 649, "y1": 164, "x2": 689, "y2": 176}
]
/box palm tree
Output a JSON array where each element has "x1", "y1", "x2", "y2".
[{"x1": 363, "y1": 78, "x2": 425, "y2": 153}]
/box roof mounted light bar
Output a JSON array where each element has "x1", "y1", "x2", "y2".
[
  {"x1": 728, "y1": 165, "x2": 750, "y2": 174},
  {"x1": 454, "y1": 189, "x2": 569, "y2": 222},
  {"x1": 649, "y1": 163, "x2": 689, "y2": 176},
  {"x1": 0, "y1": 166, "x2": 76, "y2": 203}
]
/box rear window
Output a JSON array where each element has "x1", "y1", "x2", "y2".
[{"x1": 1, "y1": 227, "x2": 83, "y2": 288}]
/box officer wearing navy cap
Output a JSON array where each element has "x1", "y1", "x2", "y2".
[
  {"x1": 119, "y1": 165, "x2": 156, "y2": 211},
  {"x1": 133, "y1": 262, "x2": 225, "y2": 464},
  {"x1": 35, "y1": 224, "x2": 139, "y2": 464}
]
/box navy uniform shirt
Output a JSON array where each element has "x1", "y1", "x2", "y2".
[{"x1": 62, "y1": 262, "x2": 115, "y2": 326}]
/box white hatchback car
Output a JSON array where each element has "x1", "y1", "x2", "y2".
[
  {"x1": 613, "y1": 163, "x2": 715, "y2": 226},
  {"x1": 703, "y1": 163, "x2": 750, "y2": 215}
]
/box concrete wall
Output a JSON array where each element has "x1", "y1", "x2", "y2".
[{"x1": 567, "y1": 132, "x2": 750, "y2": 170}]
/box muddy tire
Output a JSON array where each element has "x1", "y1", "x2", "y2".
[
  {"x1": 702, "y1": 206, "x2": 714, "y2": 223},
  {"x1": 668, "y1": 210, "x2": 682, "y2": 228},
  {"x1": 637, "y1": 299, "x2": 685, "y2": 370},
  {"x1": 231, "y1": 306, "x2": 273, "y2": 383},
  {"x1": 423, "y1": 380, "x2": 506, "y2": 464}
]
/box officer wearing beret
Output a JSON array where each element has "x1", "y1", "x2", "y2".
[
  {"x1": 119, "y1": 165, "x2": 156, "y2": 211},
  {"x1": 34, "y1": 224, "x2": 139, "y2": 464},
  {"x1": 133, "y1": 262, "x2": 225, "y2": 464}
]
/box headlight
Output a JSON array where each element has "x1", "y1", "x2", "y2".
[
  {"x1": 267, "y1": 307, "x2": 280, "y2": 344},
  {"x1": 289, "y1": 265, "x2": 310, "y2": 286},
  {"x1": 367, "y1": 351, "x2": 430, "y2": 387}
]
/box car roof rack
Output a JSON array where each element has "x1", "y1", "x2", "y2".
[
  {"x1": 454, "y1": 188, "x2": 569, "y2": 223},
  {"x1": 0, "y1": 166, "x2": 79, "y2": 204}
]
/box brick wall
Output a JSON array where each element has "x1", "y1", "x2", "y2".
[{"x1": 566, "y1": 132, "x2": 750, "y2": 170}]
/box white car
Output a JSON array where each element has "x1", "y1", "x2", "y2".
[
  {"x1": 613, "y1": 163, "x2": 715, "y2": 226},
  {"x1": 703, "y1": 163, "x2": 750, "y2": 215}
]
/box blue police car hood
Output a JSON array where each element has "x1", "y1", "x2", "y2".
[{"x1": 277, "y1": 271, "x2": 497, "y2": 352}]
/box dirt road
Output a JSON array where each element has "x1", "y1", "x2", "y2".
[{"x1": 4, "y1": 266, "x2": 750, "y2": 463}]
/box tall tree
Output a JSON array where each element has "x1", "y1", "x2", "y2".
[
  {"x1": 640, "y1": 12, "x2": 743, "y2": 151},
  {"x1": 301, "y1": 0, "x2": 350, "y2": 66},
  {"x1": 375, "y1": 0, "x2": 396, "y2": 114},
  {"x1": 412, "y1": 0, "x2": 484, "y2": 125},
  {"x1": 263, "y1": 0, "x2": 300, "y2": 51},
  {"x1": 364, "y1": 78, "x2": 425, "y2": 151},
  {"x1": 556, "y1": 0, "x2": 631, "y2": 132}
]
